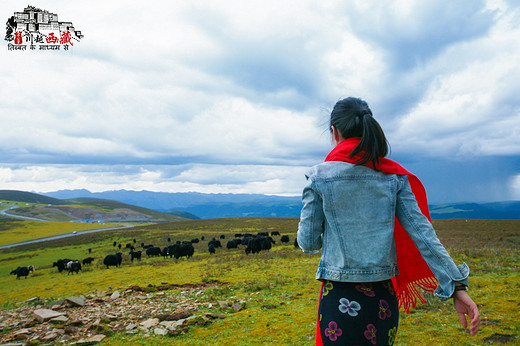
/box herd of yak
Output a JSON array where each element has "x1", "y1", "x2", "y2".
[{"x1": 9, "y1": 231, "x2": 296, "y2": 279}]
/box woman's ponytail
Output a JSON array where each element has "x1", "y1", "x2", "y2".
[{"x1": 330, "y1": 97, "x2": 389, "y2": 167}]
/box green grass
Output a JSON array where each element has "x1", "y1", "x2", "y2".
[
  {"x1": 0, "y1": 218, "x2": 122, "y2": 247},
  {"x1": 0, "y1": 218, "x2": 518, "y2": 345}
]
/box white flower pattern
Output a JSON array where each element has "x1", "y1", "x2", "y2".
[{"x1": 338, "y1": 298, "x2": 361, "y2": 316}]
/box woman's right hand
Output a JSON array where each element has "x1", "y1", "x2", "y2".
[{"x1": 453, "y1": 290, "x2": 480, "y2": 336}]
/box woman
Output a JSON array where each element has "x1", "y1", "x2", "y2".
[{"x1": 297, "y1": 97, "x2": 480, "y2": 345}]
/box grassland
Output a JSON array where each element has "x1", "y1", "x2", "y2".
[
  {"x1": 0, "y1": 218, "x2": 123, "y2": 247},
  {"x1": 0, "y1": 218, "x2": 518, "y2": 345}
]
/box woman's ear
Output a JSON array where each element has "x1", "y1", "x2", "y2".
[{"x1": 331, "y1": 126, "x2": 343, "y2": 146}]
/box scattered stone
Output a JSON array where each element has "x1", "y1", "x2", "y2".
[
  {"x1": 1, "y1": 281, "x2": 223, "y2": 344},
  {"x1": 14, "y1": 332, "x2": 30, "y2": 340},
  {"x1": 159, "y1": 321, "x2": 177, "y2": 330},
  {"x1": 96, "y1": 291, "x2": 107, "y2": 297},
  {"x1": 48, "y1": 300, "x2": 66, "y2": 309},
  {"x1": 13, "y1": 328, "x2": 32, "y2": 340},
  {"x1": 232, "y1": 303, "x2": 244, "y2": 311},
  {"x1": 42, "y1": 331, "x2": 58, "y2": 341},
  {"x1": 33, "y1": 309, "x2": 65, "y2": 323},
  {"x1": 217, "y1": 300, "x2": 231, "y2": 308},
  {"x1": 102, "y1": 314, "x2": 118, "y2": 321},
  {"x1": 50, "y1": 315, "x2": 68, "y2": 323},
  {"x1": 25, "y1": 297, "x2": 39, "y2": 304},
  {"x1": 154, "y1": 327, "x2": 167, "y2": 335},
  {"x1": 69, "y1": 319, "x2": 83, "y2": 326},
  {"x1": 77, "y1": 334, "x2": 106, "y2": 344},
  {"x1": 13, "y1": 328, "x2": 32, "y2": 335},
  {"x1": 64, "y1": 326, "x2": 78, "y2": 334},
  {"x1": 157, "y1": 311, "x2": 192, "y2": 321},
  {"x1": 110, "y1": 291, "x2": 120, "y2": 300},
  {"x1": 66, "y1": 296, "x2": 86, "y2": 307},
  {"x1": 140, "y1": 318, "x2": 159, "y2": 329},
  {"x1": 125, "y1": 323, "x2": 137, "y2": 330}
]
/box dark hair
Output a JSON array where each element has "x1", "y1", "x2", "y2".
[{"x1": 329, "y1": 97, "x2": 389, "y2": 167}]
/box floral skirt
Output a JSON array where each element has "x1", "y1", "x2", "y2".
[{"x1": 317, "y1": 280, "x2": 399, "y2": 345}]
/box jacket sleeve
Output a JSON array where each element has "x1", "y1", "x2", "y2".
[
  {"x1": 297, "y1": 174, "x2": 324, "y2": 254},
  {"x1": 395, "y1": 176, "x2": 469, "y2": 300}
]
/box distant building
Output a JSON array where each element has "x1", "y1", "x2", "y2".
[{"x1": 9, "y1": 5, "x2": 83, "y2": 41}]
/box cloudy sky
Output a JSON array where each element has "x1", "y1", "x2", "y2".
[{"x1": 1, "y1": 0, "x2": 519, "y2": 203}]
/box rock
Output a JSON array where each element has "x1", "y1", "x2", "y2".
[
  {"x1": 102, "y1": 314, "x2": 118, "y2": 321},
  {"x1": 157, "y1": 311, "x2": 191, "y2": 321},
  {"x1": 15, "y1": 332, "x2": 30, "y2": 340},
  {"x1": 42, "y1": 331, "x2": 58, "y2": 341},
  {"x1": 205, "y1": 313, "x2": 226, "y2": 319},
  {"x1": 13, "y1": 328, "x2": 32, "y2": 335},
  {"x1": 77, "y1": 334, "x2": 106, "y2": 344},
  {"x1": 231, "y1": 303, "x2": 244, "y2": 311},
  {"x1": 217, "y1": 300, "x2": 231, "y2": 308},
  {"x1": 159, "y1": 321, "x2": 177, "y2": 330},
  {"x1": 154, "y1": 327, "x2": 167, "y2": 335},
  {"x1": 14, "y1": 328, "x2": 32, "y2": 340},
  {"x1": 125, "y1": 323, "x2": 137, "y2": 330},
  {"x1": 66, "y1": 296, "x2": 86, "y2": 307},
  {"x1": 140, "y1": 318, "x2": 159, "y2": 329},
  {"x1": 50, "y1": 315, "x2": 68, "y2": 323},
  {"x1": 110, "y1": 291, "x2": 120, "y2": 300},
  {"x1": 64, "y1": 326, "x2": 78, "y2": 334},
  {"x1": 33, "y1": 309, "x2": 65, "y2": 323},
  {"x1": 48, "y1": 299, "x2": 66, "y2": 309},
  {"x1": 25, "y1": 297, "x2": 39, "y2": 303}
]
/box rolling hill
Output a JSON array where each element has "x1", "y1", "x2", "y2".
[{"x1": 0, "y1": 190, "x2": 187, "y2": 223}]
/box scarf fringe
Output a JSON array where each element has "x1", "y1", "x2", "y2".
[{"x1": 394, "y1": 276, "x2": 438, "y2": 313}]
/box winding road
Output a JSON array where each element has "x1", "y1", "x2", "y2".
[{"x1": 0, "y1": 205, "x2": 134, "y2": 249}]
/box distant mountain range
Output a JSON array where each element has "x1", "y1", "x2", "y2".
[{"x1": 40, "y1": 189, "x2": 520, "y2": 220}]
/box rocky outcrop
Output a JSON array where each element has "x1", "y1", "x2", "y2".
[{"x1": 0, "y1": 281, "x2": 240, "y2": 344}]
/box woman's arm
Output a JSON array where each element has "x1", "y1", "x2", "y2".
[
  {"x1": 396, "y1": 176, "x2": 480, "y2": 334},
  {"x1": 297, "y1": 177, "x2": 325, "y2": 254}
]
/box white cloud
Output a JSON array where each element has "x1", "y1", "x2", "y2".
[
  {"x1": 0, "y1": 0, "x2": 518, "y2": 200},
  {"x1": 0, "y1": 164, "x2": 308, "y2": 196},
  {"x1": 389, "y1": 1, "x2": 520, "y2": 157},
  {"x1": 511, "y1": 174, "x2": 520, "y2": 200}
]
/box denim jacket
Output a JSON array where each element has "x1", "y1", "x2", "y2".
[{"x1": 297, "y1": 161, "x2": 469, "y2": 300}]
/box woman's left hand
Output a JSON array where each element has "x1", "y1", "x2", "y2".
[{"x1": 453, "y1": 290, "x2": 480, "y2": 336}]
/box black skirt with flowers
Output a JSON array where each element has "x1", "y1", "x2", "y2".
[{"x1": 317, "y1": 279, "x2": 399, "y2": 345}]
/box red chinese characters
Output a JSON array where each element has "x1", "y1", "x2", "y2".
[
  {"x1": 59, "y1": 30, "x2": 73, "y2": 46},
  {"x1": 46, "y1": 32, "x2": 58, "y2": 44}
]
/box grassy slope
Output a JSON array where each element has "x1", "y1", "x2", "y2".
[
  {"x1": 0, "y1": 218, "x2": 518, "y2": 345},
  {"x1": 1, "y1": 191, "x2": 185, "y2": 223},
  {"x1": 0, "y1": 219, "x2": 123, "y2": 247}
]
